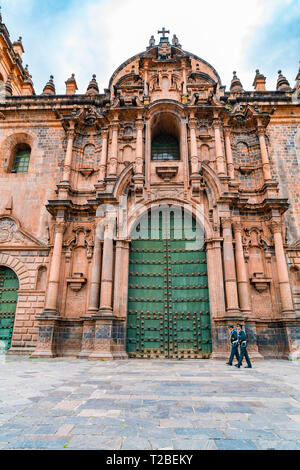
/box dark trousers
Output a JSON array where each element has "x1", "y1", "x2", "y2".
[
  {"x1": 238, "y1": 345, "x2": 252, "y2": 367},
  {"x1": 228, "y1": 344, "x2": 239, "y2": 365}
]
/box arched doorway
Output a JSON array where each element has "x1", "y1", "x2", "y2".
[
  {"x1": 126, "y1": 206, "x2": 212, "y2": 359},
  {"x1": 0, "y1": 266, "x2": 19, "y2": 352}
]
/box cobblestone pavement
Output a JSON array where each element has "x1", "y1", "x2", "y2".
[{"x1": 0, "y1": 356, "x2": 299, "y2": 450}]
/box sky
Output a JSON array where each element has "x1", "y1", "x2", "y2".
[{"x1": 1, "y1": 0, "x2": 299, "y2": 95}]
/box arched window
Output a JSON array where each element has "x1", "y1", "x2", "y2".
[
  {"x1": 11, "y1": 144, "x2": 31, "y2": 173},
  {"x1": 151, "y1": 134, "x2": 180, "y2": 161}
]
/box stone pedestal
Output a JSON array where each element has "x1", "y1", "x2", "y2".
[
  {"x1": 77, "y1": 319, "x2": 95, "y2": 359},
  {"x1": 88, "y1": 316, "x2": 127, "y2": 361},
  {"x1": 30, "y1": 318, "x2": 58, "y2": 358}
]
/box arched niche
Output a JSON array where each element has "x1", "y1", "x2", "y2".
[{"x1": 151, "y1": 112, "x2": 181, "y2": 161}]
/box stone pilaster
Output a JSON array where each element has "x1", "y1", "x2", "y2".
[
  {"x1": 270, "y1": 220, "x2": 295, "y2": 317},
  {"x1": 213, "y1": 118, "x2": 226, "y2": 176},
  {"x1": 61, "y1": 125, "x2": 75, "y2": 184},
  {"x1": 233, "y1": 221, "x2": 252, "y2": 315},
  {"x1": 43, "y1": 219, "x2": 66, "y2": 317},
  {"x1": 224, "y1": 127, "x2": 235, "y2": 180},
  {"x1": 221, "y1": 217, "x2": 240, "y2": 316},
  {"x1": 257, "y1": 126, "x2": 272, "y2": 182},
  {"x1": 96, "y1": 127, "x2": 109, "y2": 190},
  {"x1": 107, "y1": 119, "x2": 119, "y2": 177}
]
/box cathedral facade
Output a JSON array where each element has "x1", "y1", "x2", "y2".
[{"x1": 0, "y1": 18, "x2": 300, "y2": 361}]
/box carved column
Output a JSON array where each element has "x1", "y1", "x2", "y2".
[
  {"x1": 257, "y1": 126, "x2": 272, "y2": 182},
  {"x1": 107, "y1": 119, "x2": 119, "y2": 177},
  {"x1": 86, "y1": 235, "x2": 102, "y2": 315},
  {"x1": 144, "y1": 65, "x2": 149, "y2": 96},
  {"x1": 221, "y1": 217, "x2": 239, "y2": 315},
  {"x1": 97, "y1": 127, "x2": 109, "y2": 187},
  {"x1": 189, "y1": 117, "x2": 199, "y2": 175},
  {"x1": 213, "y1": 118, "x2": 226, "y2": 176},
  {"x1": 271, "y1": 220, "x2": 294, "y2": 316},
  {"x1": 98, "y1": 213, "x2": 115, "y2": 315},
  {"x1": 224, "y1": 127, "x2": 235, "y2": 180},
  {"x1": 133, "y1": 116, "x2": 144, "y2": 193},
  {"x1": 233, "y1": 222, "x2": 252, "y2": 314},
  {"x1": 113, "y1": 240, "x2": 130, "y2": 318},
  {"x1": 44, "y1": 219, "x2": 66, "y2": 316},
  {"x1": 145, "y1": 118, "x2": 151, "y2": 190},
  {"x1": 181, "y1": 59, "x2": 187, "y2": 95},
  {"x1": 61, "y1": 125, "x2": 75, "y2": 183},
  {"x1": 206, "y1": 238, "x2": 226, "y2": 318},
  {"x1": 181, "y1": 118, "x2": 189, "y2": 191}
]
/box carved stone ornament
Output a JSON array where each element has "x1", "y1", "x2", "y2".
[
  {"x1": 0, "y1": 218, "x2": 26, "y2": 244},
  {"x1": 156, "y1": 166, "x2": 178, "y2": 181},
  {"x1": 250, "y1": 272, "x2": 271, "y2": 293},
  {"x1": 66, "y1": 272, "x2": 87, "y2": 292}
]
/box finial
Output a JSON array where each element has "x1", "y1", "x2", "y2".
[
  {"x1": 42, "y1": 75, "x2": 56, "y2": 95},
  {"x1": 86, "y1": 74, "x2": 99, "y2": 95},
  {"x1": 230, "y1": 71, "x2": 243, "y2": 93},
  {"x1": 149, "y1": 35, "x2": 155, "y2": 47},
  {"x1": 65, "y1": 73, "x2": 78, "y2": 95},
  {"x1": 276, "y1": 69, "x2": 291, "y2": 91}
]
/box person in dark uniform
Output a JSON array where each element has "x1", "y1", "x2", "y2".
[
  {"x1": 235, "y1": 323, "x2": 252, "y2": 368},
  {"x1": 226, "y1": 324, "x2": 239, "y2": 366}
]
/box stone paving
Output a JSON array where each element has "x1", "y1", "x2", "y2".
[{"x1": 0, "y1": 356, "x2": 299, "y2": 450}]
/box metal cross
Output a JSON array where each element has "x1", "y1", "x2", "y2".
[{"x1": 158, "y1": 27, "x2": 170, "y2": 39}]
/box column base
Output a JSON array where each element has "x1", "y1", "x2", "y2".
[
  {"x1": 87, "y1": 315, "x2": 126, "y2": 361},
  {"x1": 32, "y1": 317, "x2": 59, "y2": 358},
  {"x1": 223, "y1": 312, "x2": 241, "y2": 320},
  {"x1": 30, "y1": 351, "x2": 58, "y2": 359},
  {"x1": 282, "y1": 310, "x2": 296, "y2": 319},
  {"x1": 40, "y1": 308, "x2": 59, "y2": 318}
]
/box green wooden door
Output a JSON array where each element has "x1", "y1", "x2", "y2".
[
  {"x1": 127, "y1": 209, "x2": 212, "y2": 359},
  {"x1": 0, "y1": 267, "x2": 19, "y2": 352}
]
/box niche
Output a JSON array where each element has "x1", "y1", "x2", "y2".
[{"x1": 36, "y1": 266, "x2": 47, "y2": 291}]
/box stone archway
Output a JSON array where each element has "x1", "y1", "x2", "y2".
[{"x1": 126, "y1": 205, "x2": 212, "y2": 359}]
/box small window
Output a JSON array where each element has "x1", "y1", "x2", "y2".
[
  {"x1": 11, "y1": 144, "x2": 31, "y2": 174},
  {"x1": 151, "y1": 134, "x2": 180, "y2": 161}
]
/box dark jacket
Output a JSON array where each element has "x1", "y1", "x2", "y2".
[
  {"x1": 230, "y1": 328, "x2": 238, "y2": 344},
  {"x1": 238, "y1": 329, "x2": 247, "y2": 346}
]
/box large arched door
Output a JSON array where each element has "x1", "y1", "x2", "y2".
[
  {"x1": 126, "y1": 207, "x2": 212, "y2": 359},
  {"x1": 0, "y1": 267, "x2": 19, "y2": 352}
]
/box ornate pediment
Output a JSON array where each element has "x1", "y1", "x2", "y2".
[{"x1": 0, "y1": 217, "x2": 46, "y2": 247}]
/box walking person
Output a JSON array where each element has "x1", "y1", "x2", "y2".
[
  {"x1": 226, "y1": 324, "x2": 239, "y2": 366},
  {"x1": 235, "y1": 323, "x2": 252, "y2": 369}
]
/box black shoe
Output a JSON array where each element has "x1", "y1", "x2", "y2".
[
  {"x1": 244, "y1": 366, "x2": 252, "y2": 368},
  {"x1": 226, "y1": 362, "x2": 232, "y2": 365},
  {"x1": 234, "y1": 364, "x2": 240, "y2": 368}
]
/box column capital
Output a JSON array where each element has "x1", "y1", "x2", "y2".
[
  {"x1": 212, "y1": 117, "x2": 222, "y2": 129},
  {"x1": 232, "y1": 221, "x2": 243, "y2": 233},
  {"x1": 53, "y1": 220, "x2": 66, "y2": 235},
  {"x1": 188, "y1": 117, "x2": 198, "y2": 129},
  {"x1": 101, "y1": 127, "x2": 109, "y2": 137},
  {"x1": 257, "y1": 125, "x2": 267, "y2": 137},
  {"x1": 110, "y1": 121, "x2": 119, "y2": 132},
  {"x1": 221, "y1": 217, "x2": 232, "y2": 230},
  {"x1": 66, "y1": 127, "x2": 75, "y2": 139},
  {"x1": 269, "y1": 219, "x2": 283, "y2": 234},
  {"x1": 135, "y1": 119, "x2": 144, "y2": 131},
  {"x1": 223, "y1": 126, "x2": 232, "y2": 137}
]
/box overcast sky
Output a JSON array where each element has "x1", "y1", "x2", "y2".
[{"x1": 1, "y1": 0, "x2": 299, "y2": 94}]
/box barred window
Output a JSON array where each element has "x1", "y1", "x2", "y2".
[
  {"x1": 11, "y1": 144, "x2": 31, "y2": 173},
  {"x1": 151, "y1": 134, "x2": 180, "y2": 161}
]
